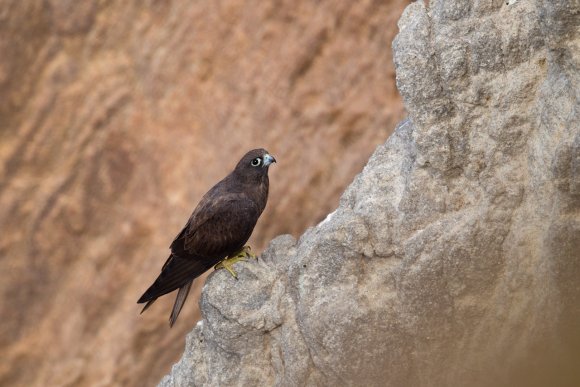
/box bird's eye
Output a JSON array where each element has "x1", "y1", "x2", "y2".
[{"x1": 251, "y1": 157, "x2": 262, "y2": 167}]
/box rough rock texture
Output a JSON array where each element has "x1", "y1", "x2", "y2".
[
  {"x1": 161, "y1": 0, "x2": 580, "y2": 386},
  {"x1": 0, "y1": 1, "x2": 408, "y2": 386}
]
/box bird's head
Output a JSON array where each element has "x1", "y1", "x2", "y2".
[{"x1": 234, "y1": 148, "x2": 276, "y2": 180}]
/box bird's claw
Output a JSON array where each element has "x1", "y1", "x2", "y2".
[
  {"x1": 214, "y1": 259, "x2": 240, "y2": 279},
  {"x1": 214, "y1": 246, "x2": 257, "y2": 279},
  {"x1": 240, "y1": 245, "x2": 257, "y2": 260}
]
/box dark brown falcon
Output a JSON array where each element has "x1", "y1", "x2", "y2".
[{"x1": 137, "y1": 148, "x2": 276, "y2": 326}]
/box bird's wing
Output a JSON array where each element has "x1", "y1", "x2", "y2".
[
  {"x1": 182, "y1": 193, "x2": 261, "y2": 258},
  {"x1": 168, "y1": 183, "x2": 233, "y2": 256},
  {"x1": 137, "y1": 254, "x2": 209, "y2": 304},
  {"x1": 138, "y1": 195, "x2": 260, "y2": 304}
]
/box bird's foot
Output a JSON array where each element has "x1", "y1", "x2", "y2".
[
  {"x1": 214, "y1": 246, "x2": 256, "y2": 279},
  {"x1": 238, "y1": 245, "x2": 257, "y2": 260},
  {"x1": 214, "y1": 257, "x2": 243, "y2": 279}
]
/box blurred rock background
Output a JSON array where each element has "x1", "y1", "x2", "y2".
[{"x1": 0, "y1": 1, "x2": 408, "y2": 386}]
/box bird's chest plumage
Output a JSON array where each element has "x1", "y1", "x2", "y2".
[
  {"x1": 251, "y1": 179, "x2": 269, "y2": 214},
  {"x1": 231, "y1": 175, "x2": 269, "y2": 214}
]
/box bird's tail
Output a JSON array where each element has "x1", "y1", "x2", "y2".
[
  {"x1": 169, "y1": 279, "x2": 193, "y2": 327},
  {"x1": 138, "y1": 280, "x2": 193, "y2": 326},
  {"x1": 138, "y1": 254, "x2": 211, "y2": 325}
]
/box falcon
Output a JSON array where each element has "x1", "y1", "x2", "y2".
[{"x1": 138, "y1": 148, "x2": 276, "y2": 326}]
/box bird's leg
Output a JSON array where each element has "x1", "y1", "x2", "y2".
[{"x1": 213, "y1": 246, "x2": 257, "y2": 279}]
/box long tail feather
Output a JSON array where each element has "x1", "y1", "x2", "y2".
[
  {"x1": 140, "y1": 298, "x2": 157, "y2": 314},
  {"x1": 169, "y1": 279, "x2": 193, "y2": 327}
]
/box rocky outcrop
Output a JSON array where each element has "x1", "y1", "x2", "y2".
[
  {"x1": 0, "y1": 1, "x2": 408, "y2": 386},
  {"x1": 160, "y1": 0, "x2": 580, "y2": 386}
]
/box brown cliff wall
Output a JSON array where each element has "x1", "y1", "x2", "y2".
[{"x1": 0, "y1": 1, "x2": 408, "y2": 386}]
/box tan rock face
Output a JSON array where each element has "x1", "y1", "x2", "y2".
[
  {"x1": 0, "y1": 1, "x2": 408, "y2": 386},
  {"x1": 160, "y1": 0, "x2": 579, "y2": 386}
]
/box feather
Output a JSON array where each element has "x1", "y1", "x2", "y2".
[
  {"x1": 138, "y1": 255, "x2": 209, "y2": 303},
  {"x1": 169, "y1": 279, "x2": 193, "y2": 327},
  {"x1": 140, "y1": 299, "x2": 156, "y2": 314}
]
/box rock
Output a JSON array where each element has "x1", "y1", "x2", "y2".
[
  {"x1": 0, "y1": 1, "x2": 409, "y2": 386},
  {"x1": 160, "y1": 0, "x2": 580, "y2": 386}
]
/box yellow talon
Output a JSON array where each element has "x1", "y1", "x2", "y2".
[
  {"x1": 214, "y1": 258, "x2": 241, "y2": 278},
  {"x1": 241, "y1": 245, "x2": 257, "y2": 260},
  {"x1": 214, "y1": 245, "x2": 256, "y2": 278}
]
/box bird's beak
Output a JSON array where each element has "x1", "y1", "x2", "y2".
[{"x1": 263, "y1": 154, "x2": 276, "y2": 167}]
